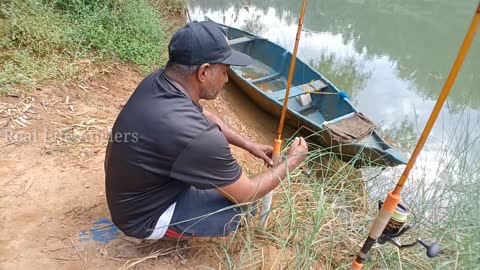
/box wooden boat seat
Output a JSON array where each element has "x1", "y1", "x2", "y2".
[
  {"x1": 268, "y1": 86, "x2": 305, "y2": 100},
  {"x1": 267, "y1": 80, "x2": 329, "y2": 101},
  {"x1": 228, "y1": 36, "x2": 258, "y2": 45},
  {"x1": 250, "y1": 73, "x2": 281, "y2": 84},
  {"x1": 286, "y1": 99, "x2": 319, "y2": 116}
]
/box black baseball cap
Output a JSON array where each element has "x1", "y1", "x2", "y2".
[{"x1": 168, "y1": 21, "x2": 252, "y2": 66}]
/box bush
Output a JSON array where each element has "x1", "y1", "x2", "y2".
[
  {"x1": 49, "y1": 0, "x2": 168, "y2": 66},
  {"x1": 150, "y1": 0, "x2": 185, "y2": 15},
  {"x1": 0, "y1": 0, "x2": 173, "y2": 93}
]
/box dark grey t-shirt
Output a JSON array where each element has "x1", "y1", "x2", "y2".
[{"x1": 105, "y1": 69, "x2": 242, "y2": 239}]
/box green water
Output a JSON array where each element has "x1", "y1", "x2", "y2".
[
  {"x1": 188, "y1": 2, "x2": 479, "y2": 267},
  {"x1": 188, "y1": 0, "x2": 480, "y2": 177}
]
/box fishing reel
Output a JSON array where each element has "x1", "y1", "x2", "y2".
[{"x1": 377, "y1": 201, "x2": 441, "y2": 258}]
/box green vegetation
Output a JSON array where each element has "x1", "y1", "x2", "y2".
[
  {"x1": 195, "y1": 128, "x2": 479, "y2": 269},
  {"x1": 310, "y1": 54, "x2": 370, "y2": 101},
  {"x1": 377, "y1": 115, "x2": 418, "y2": 152},
  {"x1": 0, "y1": 0, "x2": 184, "y2": 94},
  {"x1": 398, "y1": 120, "x2": 480, "y2": 269},
  {"x1": 2, "y1": 0, "x2": 477, "y2": 268},
  {"x1": 190, "y1": 0, "x2": 480, "y2": 109},
  {"x1": 151, "y1": 0, "x2": 186, "y2": 15}
]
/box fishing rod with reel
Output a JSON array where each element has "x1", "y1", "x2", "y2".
[
  {"x1": 350, "y1": 3, "x2": 480, "y2": 269},
  {"x1": 374, "y1": 200, "x2": 440, "y2": 258}
]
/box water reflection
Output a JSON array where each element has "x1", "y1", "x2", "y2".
[
  {"x1": 190, "y1": 0, "x2": 480, "y2": 108},
  {"x1": 309, "y1": 53, "x2": 370, "y2": 100},
  {"x1": 188, "y1": 1, "x2": 480, "y2": 184},
  {"x1": 242, "y1": 13, "x2": 265, "y2": 33},
  {"x1": 190, "y1": 2, "x2": 479, "y2": 266},
  {"x1": 377, "y1": 115, "x2": 418, "y2": 152}
]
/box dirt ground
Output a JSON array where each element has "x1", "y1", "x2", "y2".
[{"x1": 0, "y1": 63, "x2": 273, "y2": 269}]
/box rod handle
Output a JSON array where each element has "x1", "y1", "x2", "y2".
[
  {"x1": 348, "y1": 259, "x2": 364, "y2": 270},
  {"x1": 258, "y1": 139, "x2": 283, "y2": 228},
  {"x1": 272, "y1": 139, "x2": 282, "y2": 164},
  {"x1": 418, "y1": 239, "x2": 441, "y2": 258},
  {"x1": 350, "y1": 192, "x2": 400, "y2": 269}
]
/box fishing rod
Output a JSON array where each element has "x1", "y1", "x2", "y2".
[
  {"x1": 258, "y1": 0, "x2": 308, "y2": 228},
  {"x1": 349, "y1": 3, "x2": 480, "y2": 269}
]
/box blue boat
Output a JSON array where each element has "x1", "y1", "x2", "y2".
[{"x1": 217, "y1": 21, "x2": 408, "y2": 167}]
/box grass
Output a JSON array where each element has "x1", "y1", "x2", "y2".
[
  {"x1": 305, "y1": 52, "x2": 478, "y2": 268},
  {"x1": 201, "y1": 140, "x2": 376, "y2": 269},
  {"x1": 399, "y1": 113, "x2": 480, "y2": 269},
  {"x1": 2, "y1": 1, "x2": 477, "y2": 268},
  {"x1": 0, "y1": 0, "x2": 184, "y2": 94},
  {"x1": 150, "y1": 0, "x2": 186, "y2": 15},
  {"x1": 102, "y1": 117, "x2": 474, "y2": 269},
  {"x1": 191, "y1": 125, "x2": 479, "y2": 269}
]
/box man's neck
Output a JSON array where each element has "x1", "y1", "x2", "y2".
[{"x1": 164, "y1": 70, "x2": 200, "y2": 103}]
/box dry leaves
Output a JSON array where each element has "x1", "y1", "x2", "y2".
[{"x1": 0, "y1": 96, "x2": 36, "y2": 128}]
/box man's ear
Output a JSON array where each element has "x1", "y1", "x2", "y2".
[{"x1": 197, "y1": 63, "x2": 211, "y2": 82}]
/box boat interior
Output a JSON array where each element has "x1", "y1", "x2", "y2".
[
  {"x1": 215, "y1": 24, "x2": 405, "y2": 163},
  {"x1": 225, "y1": 27, "x2": 356, "y2": 123}
]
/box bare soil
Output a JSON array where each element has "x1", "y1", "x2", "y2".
[{"x1": 0, "y1": 63, "x2": 270, "y2": 269}]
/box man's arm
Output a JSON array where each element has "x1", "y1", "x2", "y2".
[
  {"x1": 204, "y1": 109, "x2": 252, "y2": 150},
  {"x1": 216, "y1": 137, "x2": 308, "y2": 203},
  {"x1": 204, "y1": 109, "x2": 273, "y2": 165}
]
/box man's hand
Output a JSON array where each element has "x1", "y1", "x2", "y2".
[
  {"x1": 216, "y1": 137, "x2": 308, "y2": 204},
  {"x1": 247, "y1": 142, "x2": 273, "y2": 166},
  {"x1": 285, "y1": 137, "x2": 308, "y2": 170}
]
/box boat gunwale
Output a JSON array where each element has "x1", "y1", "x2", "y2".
[
  {"x1": 216, "y1": 20, "x2": 408, "y2": 166},
  {"x1": 224, "y1": 25, "x2": 375, "y2": 135}
]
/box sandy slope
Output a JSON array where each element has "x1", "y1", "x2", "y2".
[{"x1": 0, "y1": 63, "x2": 270, "y2": 269}]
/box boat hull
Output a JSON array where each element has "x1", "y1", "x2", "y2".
[
  {"x1": 219, "y1": 21, "x2": 408, "y2": 167},
  {"x1": 228, "y1": 69, "x2": 406, "y2": 168}
]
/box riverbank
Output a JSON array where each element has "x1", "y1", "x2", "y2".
[{"x1": 1, "y1": 0, "x2": 476, "y2": 269}]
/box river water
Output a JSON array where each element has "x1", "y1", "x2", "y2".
[{"x1": 187, "y1": 1, "x2": 480, "y2": 204}]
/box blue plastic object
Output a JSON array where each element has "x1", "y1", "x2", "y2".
[
  {"x1": 338, "y1": 91, "x2": 349, "y2": 100},
  {"x1": 79, "y1": 218, "x2": 120, "y2": 244}
]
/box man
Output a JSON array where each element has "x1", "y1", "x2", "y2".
[{"x1": 105, "y1": 21, "x2": 308, "y2": 240}]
